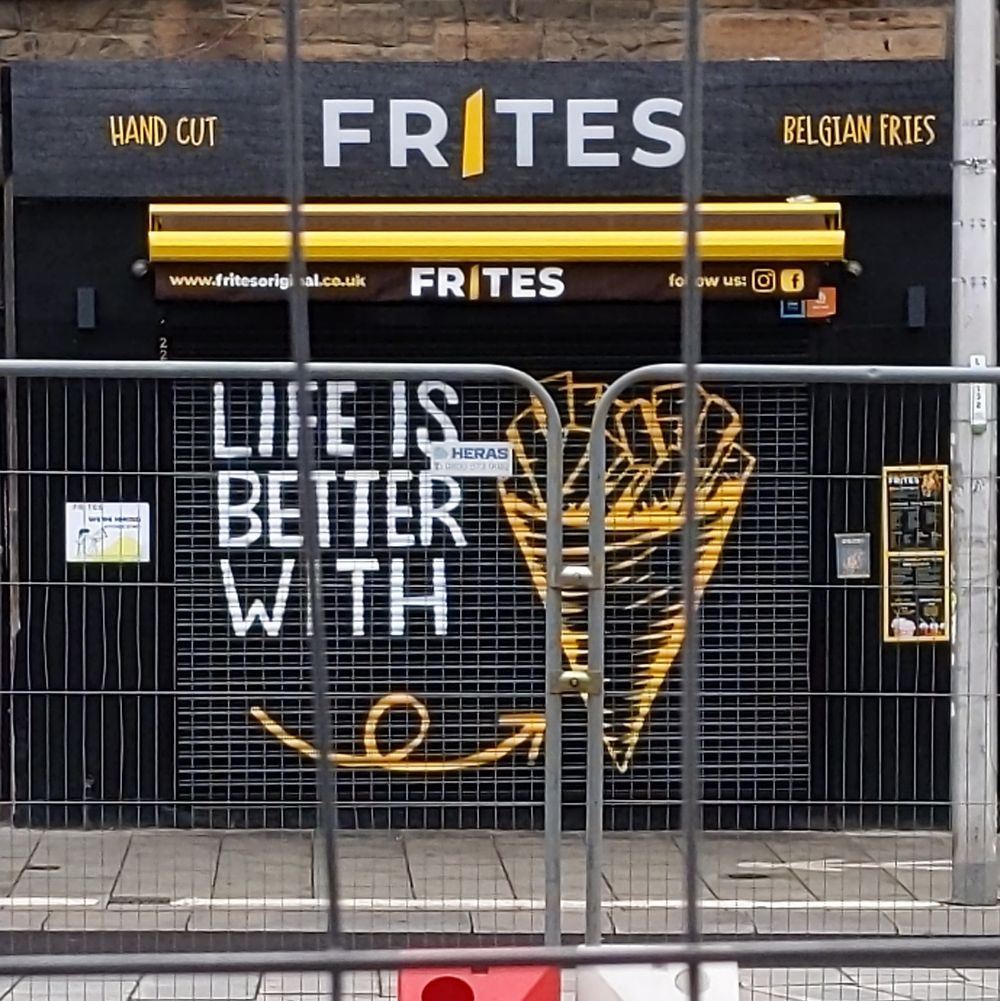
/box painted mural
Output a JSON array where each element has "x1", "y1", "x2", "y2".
[{"x1": 173, "y1": 374, "x2": 804, "y2": 818}]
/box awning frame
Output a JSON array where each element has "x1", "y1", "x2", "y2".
[{"x1": 148, "y1": 201, "x2": 845, "y2": 265}]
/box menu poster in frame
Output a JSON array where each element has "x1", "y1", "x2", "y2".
[{"x1": 882, "y1": 464, "x2": 950, "y2": 643}]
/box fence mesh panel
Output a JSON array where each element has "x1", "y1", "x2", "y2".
[{"x1": 0, "y1": 369, "x2": 996, "y2": 997}]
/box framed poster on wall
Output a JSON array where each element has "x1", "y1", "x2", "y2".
[{"x1": 882, "y1": 465, "x2": 950, "y2": 643}]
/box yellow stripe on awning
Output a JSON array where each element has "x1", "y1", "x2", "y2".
[{"x1": 148, "y1": 201, "x2": 845, "y2": 264}]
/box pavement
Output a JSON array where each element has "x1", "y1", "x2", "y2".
[
  {"x1": 1, "y1": 969, "x2": 1000, "y2": 1001},
  {"x1": 1, "y1": 828, "x2": 999, "y2": 999}
]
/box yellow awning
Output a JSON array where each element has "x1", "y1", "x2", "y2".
[{"x1": 148, "y1": 201, "x2": 845, "y2": 264}]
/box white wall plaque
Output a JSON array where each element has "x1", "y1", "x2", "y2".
[{"x1": 65, "y1": 502, "x2": 151, "y2": 564}]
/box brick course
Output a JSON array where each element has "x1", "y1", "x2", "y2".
[{"x1": 0, "y1": 0, "x2": 951, "y2": 61}]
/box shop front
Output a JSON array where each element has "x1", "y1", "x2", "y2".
[{"x1": 1, "y1": 60, "x2": 956, "y2": 830}]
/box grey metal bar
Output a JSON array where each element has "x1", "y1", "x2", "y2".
[
  {"x1": 583, "y1": 565, "x2": 603, "y2": 941},
  {"x1": 281, "y1": 0, "x2": 343, "y2": 979},
  {"x1": 602, "y1": 363, "x2": 1000, "y2": 385},
  {"x1": 0, "y1": 360, "x2": 572, "y2": 389},
  {"x1": 5, "y1": 938, "x2": 1000, "y2": 979},
  {"x1": 543, "y1": 391, "x2": 565, "y2": 946},
  {"x1": 949, "y1": 0, "x2": 998, "y2": 905},
  {"x1": 679, "y1": 0, "x2": 705, "y2": 961},
  {"x1": 11, "y1": 359, "x2": 1000, "y2": 384},
  {"x1": 583, "y1": 408, "x2": 606, "y2": 936},
  {"x1": 2, "y1": 170, "x2": 20, "y2": 818}
]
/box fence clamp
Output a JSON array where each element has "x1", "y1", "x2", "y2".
[
  {"x1": 554, "y1": 669, "x2": 597, "y2": 695},
  {"x1": 558, "y1": 565, "x2": 595, "y2": 591},
  {"x1": 552, "y1": 565, "x2": 601, "y2": 695}
]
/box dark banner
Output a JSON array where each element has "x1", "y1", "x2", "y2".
[
  {"x1": 7, "y1": 61, "x2": 954, "y2": 199},
  {"x1": 154, "y1": 260, "x2": 823, "y2": 303}
]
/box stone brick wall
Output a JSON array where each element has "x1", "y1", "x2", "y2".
[{"x1": 0, "y1": 0, "x2": 950, "y2": 62}]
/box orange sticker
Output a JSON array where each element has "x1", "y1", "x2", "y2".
[{"x1": 805, "y1": 286, "x2": 837, "y2": 319}]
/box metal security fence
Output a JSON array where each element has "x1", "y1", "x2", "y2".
[
  {"x1": 171, "y1": 375, "x2": 560, "y2": 832},
  {"x1": 1, "y1": 359, "x2": 1000, "y2": 997},
  {"x1": 588, "y1": 379, "x2": 812, "y2": 833},
  {"x1": 0, "y1": 0, "x2": 996, "y2": 992},
  {"x1": 583, "y1": 364, "x2": 995, "y2": 944},
  {"x1": 580, "y1": 378, "x2": 953, "y2": 835},
  {"x1": 4, "y1": 372, "x2": 961, "y2": 841},
  {"x1": 6, "y1": 377, "x2": 171, "y2": 828},
  {"x1": 0, "y1": 361, "x2": 568, "y2": 950},
  {"x1": 809, "y1": 381, "x2": 951, "y2": 831},
  {"x1": 4, "y1": 373, "x2": 566, "y2": 832}
]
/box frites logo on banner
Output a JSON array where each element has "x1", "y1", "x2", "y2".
[
  {"x1": 155, "y1": 262, "x2": 824, "y2": 304},
  {"x1": 323, "y1": 91, "x2": 686, "y2": 178}
]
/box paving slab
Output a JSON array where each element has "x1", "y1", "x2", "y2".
[
  {"x1": 4, "y1": 827, "x2": 999, "y2": 945},
  {"x1": 607, "y1": 906, "x2": 688, "y2": 935},
  {"x1": 315, "y1": 835, "x2": 411, "y2": 900},
  {"x1": 467, "y1": 907, "x2": 616, "y2": 936},
  {"x1": 9, "y1": 979, "x2": 139, "y2": 1001},
  {"x1": 260, "y1": 972, "x2": 382, "y2": 999},
  {"x1": 780, "y1": 870, "x2": 916, "y2": 903},
  {"x1": 133, "y1": 975, "x2": 261, "y2": 1001},
  {"x1": 890, "y1": 907, "x2": 1000, "y2": 936},
  {"x1": 11, "y1": 874, "x2": 116, "y2": 899},
  {"x1": 888, "y1": 983, "x2": 995, "y2": 1000},
  {"x1": 890, "y1": 870, "x2": 954, "y2": 903},
  {"x1": 403, "y1": 833, "x2": 512, "y2": 899},
  {"x1": 28, "y1": 832, "x2": 133, "y2": 878},
  {"x1": 712, "y1": 872, "x2": 818, "y2": 905},
  {"x1": 759, "y1": 835, "x2": 918, "y2": 902},
  {"x1": 331, "y1": 860, "x2": 413, "y2": 902},
  {"x1": 847, "y1": 968, "x2": 971, "y2": 987},
  {"x1": 0, "y1": 869, "x2": 23, "y2": 895},
  {"x1": 114, "y1": 834, "x2": 222, "y2": 902},
  {"x1": 954, "y1": 970, "x2": 1000, "y2": 988},
  {"x1": 187, "y1": 907, "x2": 328, "y2": 933},
  {"x1": 741, "y1": 969, "x2": 864, "y2": 988},
  {"x1": 773, "y1": 986, "x2": 892, "y2": 1001},
  {"x1": 494, "y1": 834, "x2": 588, "y2": 898},
  {"x1": 339, "y1": 908, "x2": 472, "y2": 934},
  {"x1": 0, "y1": 911, "x2": 46, "y2": 931},
  {"x1": 213, "y1": 833, "x2": 312, "y2": 898},
  {"x1": 750, "y1": 908, "x2": 898, "y2": 935},
  {"x1": 467, "y1": 908, "x2": 546, "y2": 934},
  {"x1": 0, "y1": 830, "x2": 41, "y2": 861},
  {"x1": 602, "y1": 838, "x2": 717, "y2": 901},
  {"x1": 606, "y1": 906, "x2": 756, "y2": 935},
  {"x1": 44, "y1": 908, "x2": 192, "y2": 932}
]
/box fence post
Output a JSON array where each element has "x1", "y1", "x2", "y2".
[
  {"x1": 585, "y1": 390, "x2": 611, "y2": 946},
  {"x1": 542, "y1": 391, "x2": 565, "y2": 947},
  {"x1": 950, "y1": 0, "x2": 998, "y2": 906}
]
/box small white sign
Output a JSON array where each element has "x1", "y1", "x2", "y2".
[
  {"x1": 428, "y1": 441, "x2": 513, "y2": 477},
  {"x1": 65, "y1": 502, "x2": 151, "y2": 564},
  {"x1": 970, "y1": 353, "x2": 988, "y2": 432}
]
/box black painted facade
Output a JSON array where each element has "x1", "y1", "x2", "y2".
[{"x1": 0, "y1": 61, "x2": 967, "y2": 829}]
